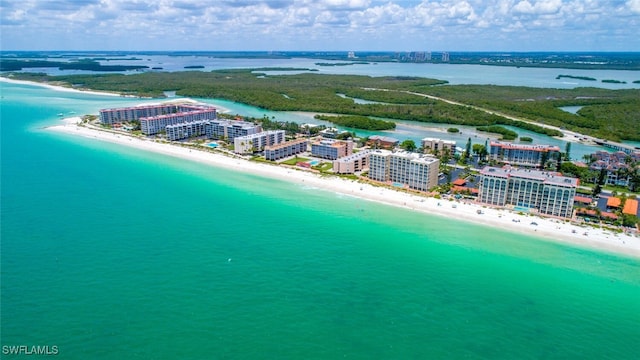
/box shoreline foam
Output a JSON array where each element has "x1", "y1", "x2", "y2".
[{"x1": 47, "y1": 118, "x2": 640, "y2": 260}]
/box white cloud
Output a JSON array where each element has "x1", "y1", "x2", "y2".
[
  {"x1": 627, "y1": 0, "x2": 640, "y2": 14},
  {"x1": 0, "y1": 0, "x2": 637, "y2": 51},
  {"x1": 513, "y1": 0, "x2": 561, "y2": 15}
]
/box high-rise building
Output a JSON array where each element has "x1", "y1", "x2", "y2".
[
  {"x1": 311, "y1": 139, "x2": 354, "y2": 160},
  {"x1": 333, "y1": 150, "x2": 373, "y2": 174},
  {"x1": 264, "y1": 138, "x2": 309, "y2": 161},
  {"x1": 421, "y1": 137, "x2": 456, "y2": 154},
  {"x1": 204, "y1": 120, "x2": 261, "y2": 141},
  {"x1": 368, "y1": 150, "x2": 440, "y2": 191},
  {"x1": 100, "y1": 104, "x2": 216, "y2": 133},
  {"x1": 489, "y1": 141, "x2": 561, "y2": 168},
  {"x1": 166, "y1": 120, "x2": 208, "y2": 141},
  {"x1": 233, "y1": 130, "x2": 286, "y2": 154},
  {"x1": 478, "y1": 166, "x2": 578, "y2": 218}
]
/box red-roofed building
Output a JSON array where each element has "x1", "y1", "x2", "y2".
[
  {"x1": 452, "y1": 178, "x2": 466, "y2": 186},
  {"x1": 489, "y1": 141, "x2": 561, "y2": 168},
  {"x1": 574, "y1": 196, "x2": 593, "y2": 205},
  {"x1": 600, "y1": 212, "x2": 619, "y2": 220},
  {"x1": 623, "y1": 199, "x2": 638, "y2": 216},
  {"x1": 607, "y1": 197, "x2": 622, "y2": 208},
  {"x1": 576, "y1": 208, "x2": 598, "y2": 218}
]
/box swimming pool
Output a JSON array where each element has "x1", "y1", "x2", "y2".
[
  {"x1": 207, "y1": 142, "x2": 218, "y2": 148},
  {"x1": 309, "y1": 160, "x2": 320, "y2": 166}
]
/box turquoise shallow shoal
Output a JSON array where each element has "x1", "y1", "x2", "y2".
[{"x1": 1, "y1": 81, "x2": 640, "y2": 359}]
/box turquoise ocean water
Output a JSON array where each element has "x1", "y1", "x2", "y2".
[{"x1": 2, "y1": 81, "x2": 640, "y2": 359}]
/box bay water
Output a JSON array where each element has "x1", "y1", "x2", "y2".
[{"x1": 1, "y1": 81, "x2": 640, "y2": 359}]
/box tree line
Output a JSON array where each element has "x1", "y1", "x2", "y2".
[{"x1": 6, "y1": 69, "x2": 637, "y2": 141}]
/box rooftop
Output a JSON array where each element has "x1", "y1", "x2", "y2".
[
  {"x1": 422, "y1": 137, "x2": 456, "y2": 144},
  {"x1": 480, "y1": 166, "x2": 578, "y2": 187},
  {"x1": 607, "y1": 197, "x2": 622, "y2": 208},
  {"x1": 369, "y1": 135, "x2": 400, "y2": 144},
  {"x1": 371, "y1": 150, "x2": 439, "y2": 164},
  {"x1": 335, "y1": 149, "x2": 373, "y2": 163},
  {"x1": 140, "y1": 108, "x2": 217, "y2": 122},
  {"x1": 490, "y1": 141, "x2": 560, "y2": 152},
  {"x1": 264, "y1": 138, "x2": 308, "y2": 151},
  {"x1": 623, "y1": 199, "x2": 638, "y2": 216},
  {"x1": 574, "y1": 195, "x2": 593, "y2": 204}
]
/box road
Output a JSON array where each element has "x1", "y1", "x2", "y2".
[{"x1": 367, "y1": 87, "x2": 635, "y2": 151}]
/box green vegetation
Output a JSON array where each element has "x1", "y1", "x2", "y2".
[
  {"x1": 447, "y1": 127, "x2": 460, "y2": 133},
  {"x1": 0, "y1": 59, "x2": 147, "y2": 72},
  {"x1": 476, "y1": 125, "x2": 518, "y2": 140},
  {"x1": 601, "y1": 79, "x2": 626, "y2": 84},
  {"x1": 257, "y1": 115, "x2": 305, "y2": 135},
  {"x1": 416, "y1": 84, "x2": 640, "y2": 141},
  {"x1": 314, "y1": 115, "x2": 395, "y2": 130},
  {"x1": 313, "y1": 162, "x2": 333, "y2": 172},
  {"x1": 281, "y1": 157, "x2": 310, "y2": 165},
  {"x1": 5, "y1": 69, "x2": 639, "y2": 141},
  {"x1": 633, "y1": 80, "x2": 640, "y2": 84},
  {"x1": 315, "y1": 62, "x2": 369, "y2": 66},
  {"x1": 184, "y1": 65, "x2": 205, "y2": 69},
  {"x1": 556, "y1": 75, "x2": 597, "y2": 81},
  {"x1": 520, "y1": 136, "x2": 533, "y2": 142},
  {"x1": 400, "y1": 139, "x2": 417, "y2": 152}
]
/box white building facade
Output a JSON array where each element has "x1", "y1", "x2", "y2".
[
  {"x1": 478, "y1": 166, "x2": 577, "y2": 218},
  {"x1": 264, "y1": 139, "x2": 309, "y2": 161},
  {"x1": 233, "y1": 130, "x2": 286, "y2": 154},
  {"x1": 333, "y1": 150, "x2": 373, "y2": 174},
  {"x1": 368, "y1": 150, "x2": 440, "y2": 191}
]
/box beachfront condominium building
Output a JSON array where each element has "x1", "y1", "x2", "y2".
[
  {"x1": 264, "y1": 138, "x2": 309, "y2": 161},
  {"x1": 368, "y1": 150, "x2": 440, "y2": 191},
  {"x1": 489, "y1": 141, "x2": 561, "y2": 168},
  {"x1": 204, "y1": 120, "x2": 262, "y2": 141},
  {"x1": 333, "y1": 150, "x2": 373, "y2": 174},
  {"x1": 140, "y1": 108, "x2": 218, "y2": 135},
  {"x1": 311, "y1": 139, "x2": 354, "y2": 160},
  {"x1": 421, "y1": 138, "x2": 456, "y2": 154},
  {"x1": 233, "y1": 130, "x2": 286, "y2": 154},
  {"x1": 166, "y1": 120, "x2": 208, "y2": 141},
  {"x1": 100, "y1": 103, "x2": 216, "y2": 126},
  {"x1": 478, "y1": 166, "x2": 578, "y2": 218}
]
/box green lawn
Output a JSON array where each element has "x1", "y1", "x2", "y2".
[{"x1": 281, "y1": 157, "x2": 310, "y2": 165}]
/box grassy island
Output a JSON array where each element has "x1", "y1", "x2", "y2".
[
  {"x1": 476, "y1": 125, "x2": 518, "y2": 140},
  {"x1": 602, "y1": 79, "x2": 626, "y2": 84},
  {"x1": 0, "y1": 59, "x2": 148, "y2": 72},
  {"x1": 556, "y1": 75, "x2": 597, "y2": 81},
  {"x1": 314, "y1": 115, "x2": 396, "y2": 130},
  {"x1": 315, "y1": 62, "x2": 369, "y2": 66}
]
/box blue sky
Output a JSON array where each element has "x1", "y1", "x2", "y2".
[{"x1": 1, "y1": 0, "x2": 639, "y2": 51}]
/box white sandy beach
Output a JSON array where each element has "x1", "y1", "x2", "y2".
[
  {"x1": 47, "y1": 117, "x2": 640, "y2": 259},
  {"x1": 0, "y1": 76, "x2": 123, "y2": 97}
]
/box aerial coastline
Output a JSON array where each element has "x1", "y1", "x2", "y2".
[
  {"x1": 48, "y1": 114, "x2": 640, "y2": 259},
  {"x1": 4, "y1": 76, "x2": 639, "y2": 258}
]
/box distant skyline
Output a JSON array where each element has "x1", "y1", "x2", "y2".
[{"x1": 1, "y1": 0, "x2": 639, "y2": 52}]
